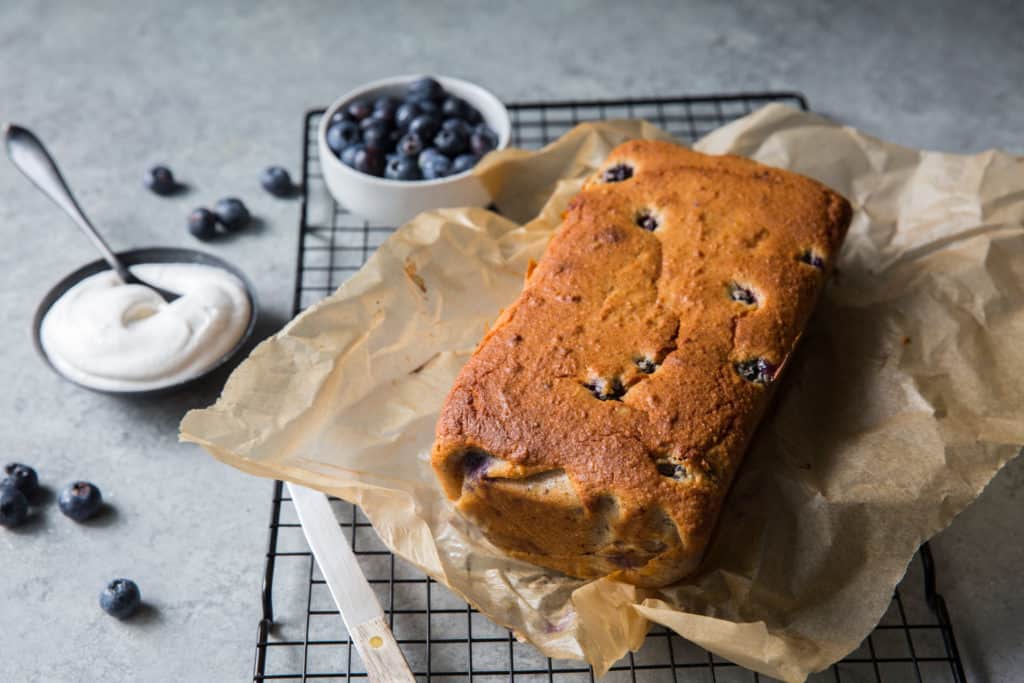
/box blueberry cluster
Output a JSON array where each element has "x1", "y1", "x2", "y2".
[
  {"x1": 326, "y1": 77, "x2": 499, "y2": 181},
  {"x1": 188, "y1": 197, "x2": 251, "y2": 241},
  {"x1": 144, "y1": 162, "x2": 298, "y2": 241},
  {"x1": 0, "y1": 462, "x2": 106, "y2": 527},
  {"x1": 2, "y1": 462, "x2": 141, "y2": 619}
]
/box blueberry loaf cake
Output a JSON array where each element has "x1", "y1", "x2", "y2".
[{"x1": 432, "y1": 140, "x2": 852, "y2": 587}]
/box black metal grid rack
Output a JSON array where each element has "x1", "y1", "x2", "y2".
[{"x1": 254, "y1": 94, "x2": 968, "y2": 682}]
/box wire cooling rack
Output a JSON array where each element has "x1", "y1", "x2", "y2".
[{"x1": 254, "y1": 94, "x2": 968, "y2": 682}]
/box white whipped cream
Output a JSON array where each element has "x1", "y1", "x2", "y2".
[{"x1": 40, "y1": 262, "x2": 251, "y2": 392}]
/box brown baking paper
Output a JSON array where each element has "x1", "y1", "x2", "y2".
[{"x1": 180, "y1": 106, "x2": 1024, "y2": 681}]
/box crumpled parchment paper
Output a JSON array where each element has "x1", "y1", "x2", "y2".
[{"x1": 180, "y1": 105, "x2": 1024, "y2": 682}]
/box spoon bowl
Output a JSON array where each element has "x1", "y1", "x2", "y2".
[
  {"x1": 33, "y1": 248, "x2": 259, "y2": 397},
  {"x1": 5, "y1": 123, "x2": 180, "y2": 302}
]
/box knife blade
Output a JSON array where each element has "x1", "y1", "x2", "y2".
[{"x1": 287, "y1": 483, "x2": 415, "y2": 682}]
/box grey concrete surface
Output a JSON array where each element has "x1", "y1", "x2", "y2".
[{"x1": 0, "y1": 0, "x2": 1021, "y2": 681}]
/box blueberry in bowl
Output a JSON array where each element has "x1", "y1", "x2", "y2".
[
  {"x1": 421, "y1": 153, "x2": 452, "y2": 180},
  {"x1": 339, "y1": 143, "x2": 364, "y2": 168},
  {"x1": 361, "y1": 120, "x2": 392, "y2": 151},
  {"x1": 470, "y1": 124, "x2": 499, "y2": 156},
  {"x1": 351, "y1": 147, "x2": 384, "y2": 177},
  {"x1": 318, "y1": 74, "x2": 510, "y2": 225},
  {"x1": 346, "y1": 98, "x2": 374, "y2": 122},
  {"x1": 451, "y1": 154, "x2": 479, "y2": 175},
  {"x1": 442, "y1": 118, "x2": 472, "y2": 136},
  {"x1": 385, "y1": 156, "x2": 422, "y2": 181},
  {"x1": 394, "y1": 101, "x2": 421, "y2": 129},
  {"x1": 442, "y1": 96, "x2": 471, "y2": 120},
  {"x1": 326, "y1": 120, "x2": 360, "y2": 154},
  {"x1": 397, "y1": 132, "x2": 425, "y2": 158},
  {"x1": 372, "y1": 95, "x2": 400, "y2": 122},
  {"x1": 407, "y1": 114, "x2": 442, "y2": 143},
  {"x1": 433, "y1": 127, "x2": 468, "y2": 157},
  {"x1": 407, "y1": 76, "x2": 445, "y2": 102}
]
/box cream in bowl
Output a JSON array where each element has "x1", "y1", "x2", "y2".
[
  {"x1": 318, "y1": 74, "x2": 511, "y2": 225},
  {"x1": 35, "y1": 250, "x2": 256, "y2": 394}
]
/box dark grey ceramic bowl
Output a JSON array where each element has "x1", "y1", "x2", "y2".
[{"x1": 32, "y1": 247, "x2": 258, "y2": 397}]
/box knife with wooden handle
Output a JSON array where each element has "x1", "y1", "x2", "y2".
[{"x1": 287, "y1": 483, "x2": 416, "y2": 682}]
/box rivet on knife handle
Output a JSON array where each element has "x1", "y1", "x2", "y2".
[{"x1": 351, "y1": 615, "x2": 416, "y2": 682}]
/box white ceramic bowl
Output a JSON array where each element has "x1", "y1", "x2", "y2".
[{"x1": 318, "y1": 75, "x2": 511, "y2": 226}]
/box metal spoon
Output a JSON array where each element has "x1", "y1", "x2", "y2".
[{"x1": 4, "y1": 123, "x2": 180, "y2": 302}]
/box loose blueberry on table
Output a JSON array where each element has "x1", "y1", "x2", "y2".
[
  {"x1": 100, "y1": 578, "x2": 141, "y2": 619},
  {"x1": 325, "y1": 76, "x2": 499, "y2": 180},
  {"x1": 187, "y1": 207, "x2": 218, "y2": 240},
  {"x1": 214, "y1": 197, "x2": 250, "y2": 232},
  {"x1": 143, "y1": 165, "x2": 177, "y2": 195},
  {"x1": 0, "y1": 487, "x2": 28, "y2": 528},
  {"x1": 3, "y1": 462, "x2": 39, "y2": 496},
  {"x1": 58, "y1": 481, "x2": 103, "y2": 521},
  {"x1": 260, "y1": 166, "x2": 293, "y2": 197}
]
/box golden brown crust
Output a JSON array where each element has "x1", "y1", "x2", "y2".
[{"x1": 432, "y1": 140, "x2": 852, "y2": 586}]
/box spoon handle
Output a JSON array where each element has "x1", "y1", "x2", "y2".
[{"x1": 4, "y1": 124, "x2": 134, "y2": 284}]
